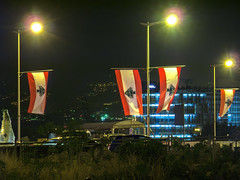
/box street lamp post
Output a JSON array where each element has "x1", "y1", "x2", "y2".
[
  {"x1": 146, "y1": 23, "x2": 150, "y2": 137},
  {"x1": 213, "y1": 64, "x2": 216, "y2": 143},
  {"x1": 17, "y1": 22, "x2": 42, "y2": 143},
  {"x1": 140, "y1": 14, "x2": 178, "y2": 136},
  {"x1": 212, "y1": 59, "x2": 233, "y2": 143},
  {"x1": 17, "y1": 30, "x2": 21, "y2": 143}
]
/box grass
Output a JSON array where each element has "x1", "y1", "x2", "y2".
[{"x1": 0, "y1": 140, "x2": 240, "y2": 179}]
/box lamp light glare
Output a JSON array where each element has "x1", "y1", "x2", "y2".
[
  {"x1": 166, "y1": 14, "x2": 178, "y2": 26},
  {"x1": 225, "y1": 59, "x2": 233, "y2": 67},
  {"x1": 31, "y1": 22, "x2": 42, "y2": 33}
]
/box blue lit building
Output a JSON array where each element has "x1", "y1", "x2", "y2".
[{"x1": 136, "y1": 88, "x2": 240, "y2": 138}]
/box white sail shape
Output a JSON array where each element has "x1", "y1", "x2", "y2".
[{"x1": 0, "y1": 109, "x2": 15, "y2": 143}]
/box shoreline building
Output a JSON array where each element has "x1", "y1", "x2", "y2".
[{"x1": 136, "y1": 87, "x2": 240, "y2": 138}]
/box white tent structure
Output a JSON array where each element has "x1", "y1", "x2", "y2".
[
  {"x1": 112, "y1": 120, "x2": 145, "y2": 135},
  {"x1": 81, "y1": 120, "x2": 146, "y2": 136}
]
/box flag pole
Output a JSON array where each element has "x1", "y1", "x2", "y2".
[
  {"x1": 111, "y1": 65, "x2": 186, "y2": 70},
  {"x1": 21, "y1": 69, "x2": 54, "y2": 74},
  {"x1": 142, "y1": 116, "x2": 155, "y2": 137},
  {"x1": 213, "y1": 64, "x2": 216, "y2": 144},
  {"x1": 17, "y1": 30, "x2": 21, "y2": 143},
  {"x1": 216, "y1": 88, "x2": 239, "y2": 90},
  {"x1": 146, "y1": 22, "x2": 150, "y2": 137}
]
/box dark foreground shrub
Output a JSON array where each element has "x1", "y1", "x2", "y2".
[
  {"x1": 1, "y1": 141, "x2": 240, "y2": 179},
  {"x1": 118, "y1": 139, "x2": 167, "y2": 161}
]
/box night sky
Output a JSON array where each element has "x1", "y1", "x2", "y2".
[{"x1": 1, "y1": 0, "x2": 240, "y2": 109}]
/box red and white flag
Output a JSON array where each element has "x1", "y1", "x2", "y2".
[
  {"x1": 27, "y1": 72, "x2": 49, "y2": 114},
  {"x1": 219, "y1": 89, "x2": 235, "y2": 117},
  {"x1": 115, "y1": 70, "x2": 143, "y2": 116},
  {"x1": 156, "y1": 67, "x2": 181, "y2": 113}
]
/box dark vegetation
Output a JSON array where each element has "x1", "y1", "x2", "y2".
[{"x1": 1, "y1": 139, "x2": 240, "y2": 180}]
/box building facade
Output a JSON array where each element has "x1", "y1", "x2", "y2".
[{"x1": 136, "y1": 88, "x2": 240, "y2": 138}]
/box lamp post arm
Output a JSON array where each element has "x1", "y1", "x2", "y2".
[
  {"x1": 140, "y1": 21, "x2": 163, "y2": 27},
  {"x1": 21, "y1": 69, "x2": 54, "y2": 74}
]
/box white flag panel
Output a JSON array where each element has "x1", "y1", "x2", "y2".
[
  {"x1": 27, "y1": 72, "x2": 48, "y2": 114},
  {"x1": 219, "y1": 89, "x2": 235, "y2": 117},
  {"x1": 115, "y1": 70, "x2": 143, "y2": 116}
]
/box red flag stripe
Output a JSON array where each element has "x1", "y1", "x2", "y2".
[
  {"x1": 219, "y1": 89, "x2": 225, "y2": 117},
  {"x1": 232, "y1": 89, "x2": 235, "y2": 101},
  {"x1": 27, "y1": 73, "x2": 36, "y2": 113},
  {"x1": 133, "y1": 70, "x2": 143, "y2": 115},
  {"x1": 115, "y1": 70, "x2": 130, "y2": 115},
  {"x1": 41, "y1": 72, "x2": 49, "y2": 113}
]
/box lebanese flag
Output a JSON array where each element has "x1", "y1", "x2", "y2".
[
  {"x1": 27, "y1": 72, "x2": 49, "y2": 114},
  {"x1": 156, "y1": 67, "x2": 181, "y2": 113},
  {"x1": 115, "y1": 70, "x2": 143, "y2": 116},
  {"x1": 219, "y1": 89, "x2": 235, "y2": 117}
]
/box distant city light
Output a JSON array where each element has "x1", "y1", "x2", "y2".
[
  {"x1": 194, "y1": 128, "x2": 201, "y2": 132},
  {"x1": 101, "y1": 114, "x2": 108, "y2": 121}
]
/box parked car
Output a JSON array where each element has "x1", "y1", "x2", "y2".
[
  {"x1": 107, "y1": 134, "x2": 151, "y2": 152},
  {"x1": 43, "y1": 136, "x2": 101, "y2": 151}
]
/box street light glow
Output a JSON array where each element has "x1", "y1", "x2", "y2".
[
  {"x1": 31, "y1": 22, "x2": 42, "y2": 33},
  {"x1": 166, "y1": 14, "x2": 178, "y2": 26},
  {"x1": 225, "y1": 59, "x2": 233, "y2": 67}
]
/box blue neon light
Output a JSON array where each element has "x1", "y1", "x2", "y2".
[
  {"x1": 135, "y1": 114, "x2": 195, "y2": 118},
  {"x1": 142, "y1": 103, "x2": 194, "y2": 107},
  {"x1": 143, "y1": 104, "x2": 159, "y2": 107},
  {"x1": 142, "y1": 94, "x2": 160, "y2": 97},
  {"x1": 184, "y1": 104, "x2": 194, "y2": 107},
  {"x1": 150, "y1": 114, "x2": 175, "y2": 117},
  {"x1": 184, "y1": 114, "x2": 196, "y2": 117},
  {"x1": 143, "y1": 93, "x2": 207, "y2": 98},
  {"x1": 150, "y1": 124, "x2": 195, "y2": 128},
  {"x1": 152, "y1": 134, "x2": 192, "y2": 138},
  {"x1": 149, "y1": 85, "x2": 156, "y2": 89}
]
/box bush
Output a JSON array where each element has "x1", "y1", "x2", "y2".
[{"x1": 1, "y1": 140, "x2": 240, "y2": 179}]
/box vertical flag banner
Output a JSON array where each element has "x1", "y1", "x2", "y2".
[
  {"x1": 115, "y1": 70, "x2": 143, "y2": 116},
  {"x1": 219, "y1": 89, "x2": 235, "y2": 117},
  {"x1": 27, "y1": 72, "x2": 49, "y2": 114},
  {"x1": 156, "y1": 67, "x2": 181, "y2": 113}
]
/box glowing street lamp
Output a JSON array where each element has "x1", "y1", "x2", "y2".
[
  {"x1": 166, "y1": 14, "x2": 178, "y2": 26},
  {"x1": 17, "y1": 21, "x2": 43, "y2": 143},
  {"x1": 31, "y1": 22, "x2": 42, "y2": 33},
  {"x1": 140, "y1": 14, "x2": 179, "y2": 136},
  {"x1": 213, "y1": 59, "x2": 233, "y2": 143},
  {"x1": 225, "y1": 59, "x2": 233, "y2": 67}
]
